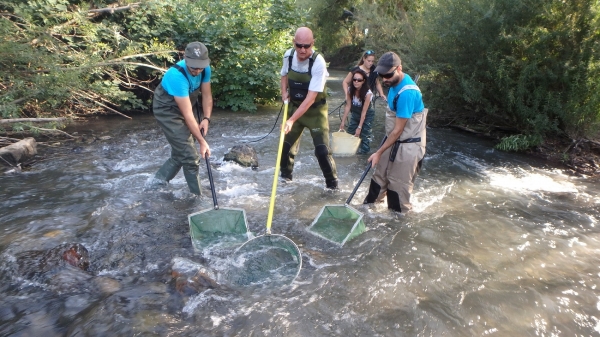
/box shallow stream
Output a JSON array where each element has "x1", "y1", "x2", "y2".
[{"x1": 1, "y1": 70, "x2": 600, "y2": 336}]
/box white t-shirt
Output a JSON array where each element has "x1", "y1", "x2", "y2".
[
  {"x1": 351, "y1": 89, "x2": 373, "y2": 107},
  {"x1": 280, "y1": 48, "x2": 329, "y2": 93}
]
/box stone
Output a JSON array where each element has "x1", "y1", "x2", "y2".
[
  {"x1": 0, "y1": 137, "x2": 37, "y2": 168},
  {"x1": 171, "y1": 257, "x2": 221, "y2": 295},
  {"x1": 15, "y1": 243, "x2": 90, "y2": 280},
  {"x1": 223, "y1": 144, "x2": 259, "y2": 168}
]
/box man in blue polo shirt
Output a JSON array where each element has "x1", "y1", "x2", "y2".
[
  {"x1": 363, "y1": 52, "x2": 428, "y2": 213},
  {"x1": 152, "y1": 42, "x2": 213, "y2": 196}
]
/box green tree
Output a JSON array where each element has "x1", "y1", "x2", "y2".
[
  {"x1": 0, "y1": 0, "x2": 306, "y2": 124},
  {"x1": 412, "y1": 0, "x2": 600, "y2": 145}
]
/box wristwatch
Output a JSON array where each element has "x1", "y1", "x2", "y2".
[
  {"x1": 202, "y1": 117, "x2": 211, "y2": 124},
  {"x1": 357, "y1": 126, "x2": 362, "y2": 129}
]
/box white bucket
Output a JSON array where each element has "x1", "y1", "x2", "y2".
[{"x1": 331, "y1": 131, "x2": 360, "y2": 156}]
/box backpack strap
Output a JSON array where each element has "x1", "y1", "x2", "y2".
[
  {"x1": 392, "y1": 84, "x2": 421, "y2": 111},
  {"x1": 287, "y1": 49, "x2": 318, "y2": 75},
  {"x1": 172, "y1": 63, "x2": 205, "y2": 94}
]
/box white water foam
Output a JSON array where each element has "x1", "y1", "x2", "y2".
[{"x1": 488, "y1": 171, "x2": 578, "y2": 193}]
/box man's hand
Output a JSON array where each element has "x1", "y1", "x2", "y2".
[
  {"x1": 198, "y1": 139, "x2": 211, "y2": 159},
  {"x1": 199, "y1": 119, "x2": 210, "y2": 135},
  {"x1": 284, "y1": 119, "x2": 294, "y2": 134},
  {"x1": 368, "y1": 151, "x2": 381, "y2": 167},
  {"x1": 354, "y1": 128, "x2": 361, "y2": 137}
]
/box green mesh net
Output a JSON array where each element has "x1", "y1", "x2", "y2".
[
  {"x1": 224, "y1": 234, "x2": 302, "y2": 287},
  {"x1": 307, "y1": 205, "x2": 366, "y2": 246},
  {"x1": 188, "y1": 208, "x2": 249, "y2": 251}
]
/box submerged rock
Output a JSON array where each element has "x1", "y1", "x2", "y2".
[
  {"x1": 8, "y1": 243, "x2": 122, "y2": 295},
  {"x1": 15, "y1": 243, "x2": 90, "y2": 279},
  {"x1": 171, "y1": 257, "x2": 221, "y2": 295},
  {"x1": 223, "y1": 144, "x2": 259, "y2": 168}
]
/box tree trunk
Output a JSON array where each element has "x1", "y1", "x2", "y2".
[
  {"x1": 0, "y1": 137, "x2": 37, "y2": 168},
  {"x1": 0, "y1": 118, "x2": 68, "y2": 124}
]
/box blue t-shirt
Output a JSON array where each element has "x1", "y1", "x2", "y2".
[
  {"x1": 387, "y1": 74, "x2": 424, "y2": 119},
  {"x1": 161, "y1": 60, "x2": 211, "y2": 97}
]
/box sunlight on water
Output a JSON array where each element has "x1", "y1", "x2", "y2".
[
  {"x1": 219, "y1": 183, "x2": 259, "y2": 197},
  {"x1": 488, "y1": 170, "x2": 578, "y2": 193}
]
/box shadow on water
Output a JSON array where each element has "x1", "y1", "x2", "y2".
[{"x1": 1, "y1": 70, "x2": 600, "y2": 336}]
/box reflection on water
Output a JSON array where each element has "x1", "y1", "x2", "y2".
[{"x1": 1, "y1": 70, "x2": 600, "y2": 336}]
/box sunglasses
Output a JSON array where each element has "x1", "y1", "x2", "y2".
[
  {"x1": 379, "y1": 67, "x2": 397, "y2": 79},
  {"x1": 352, "y1": 78, "x2": 364, "y2": 82},
  {"x1": 190, "y1": 67, "x2": 204, "y2": 71},
  {"x1": 295, "y1": 43, "x2": 312, "y2": 49},
  {"x1": 364, "y1": 50, "x2": 374, "y2": 55}
]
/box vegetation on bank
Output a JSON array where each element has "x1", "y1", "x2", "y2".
[
  {"x1": 312, "y1": 0, "x2": 600, "y2": 152},
  {"x1": 0, "y1": 0, "x2": 304, "y2": 124},
  {"x1": 1, "y1": 0, "x2": 599, "y2": 162}
]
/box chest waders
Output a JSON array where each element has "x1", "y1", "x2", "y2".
[
  {"x1": 153, "y1": 66, "x2": 206, "y2": 195},
  {"x1": 281, "y1": 50, "x2": 338, "y2": 188},
  {"x1": 363, "y1": 85, "x2": 428, "y2": 212}
]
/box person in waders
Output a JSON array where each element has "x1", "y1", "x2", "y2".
[
  {"x1": 339, "y1": 68, "x2": 375, "y2": 154},
  {"x1": 280, "y1": 27, "x2": 338, "y2": 189},
  {"x1": 363, "y1": 52, "x2": 428, "y2": 212},
  {"x1": 152, "y1": 42, "x2": 213, "y2": 196}
]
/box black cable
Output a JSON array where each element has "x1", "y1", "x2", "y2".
[
  {"x1": 328, "y1": 101, "x2": 346, "y2": 116},
  {"x1": 242, "y1": 103, "x2": 284, "y2": 143}
]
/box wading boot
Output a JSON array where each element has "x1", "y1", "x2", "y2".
[{"x1": 326, "y1": 178, "x2": 338, "y2": 190}]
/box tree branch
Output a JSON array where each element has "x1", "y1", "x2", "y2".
[
  {"x1": 0, "y1": 118, "x2": 68, "y2": 124},
  {"x1": 72, "y1": 91, "x2": 132, "y2": 119},
  {"x1": 107, "y1": 51, "x2": 179, "y2": 63},
  {"x1": 60, "y1": 61, "x2": 168, "y2": 73},
  {"x1": 87, "y1": 3, "x2": 141, "y2": 14},
  {"x1": 28, "y1": 126, "x2": 75, "y2": 138}
]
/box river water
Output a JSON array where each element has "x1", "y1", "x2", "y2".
[{"x1": 1, "y1": 70, "x2": 600, "y2": 336}]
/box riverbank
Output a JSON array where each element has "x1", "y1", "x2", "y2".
[{"x1": 441, "y1": 124, "x2": 600, "y2": 178}]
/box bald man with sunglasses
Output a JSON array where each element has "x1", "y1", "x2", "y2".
[
  {"x1": 363, "y1": 52, "x2": 428, "y2": 213},
  {"x1": 279, "y1": 27, "x2": 338, "y2": 189}
]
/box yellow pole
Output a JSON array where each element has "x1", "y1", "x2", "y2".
[{"x1": 266, "y1": 101, "x2": 288, "y2": 235}]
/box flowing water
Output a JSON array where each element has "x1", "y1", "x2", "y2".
[{"x1": 1, "y1": 70, "x2": 600, "y2": 336}]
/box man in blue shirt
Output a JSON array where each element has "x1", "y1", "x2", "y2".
[
  {"x1": 363, "y1": 52, "x2": 428, "y2": 212},
  {"x1": 152, "y1": 42, "x2": 213, "y2": 196}
]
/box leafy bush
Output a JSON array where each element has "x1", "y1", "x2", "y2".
[
  {"x1": 412, "y1": 0, "x2": 600, "y2": 142},
  {"x1": 495, "y1": 134, "x2": 542, "y2": 152},
  {"x1": 0, "y1": 0, "x2": 306, "y2": 121}
]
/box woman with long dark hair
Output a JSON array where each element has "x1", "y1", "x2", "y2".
[
  {"x1": 340, "y1": 68, "x2": 375, "y2": 154},
  {"x1": 342, "y1": 50, "x2": 386, "y2": 102}
]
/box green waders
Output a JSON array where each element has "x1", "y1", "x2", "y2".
[
  {"x1": 281, "y1": 51, "x2": 337, "y2": 188},
  {"x1": 153, "y1": 81, "x2": 203, "y2": 195}
]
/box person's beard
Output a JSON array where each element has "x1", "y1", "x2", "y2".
[{"x1": 383, "y1": 75, "x2": 401, "y2": 87}]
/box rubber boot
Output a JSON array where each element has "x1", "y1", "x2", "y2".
[
  {"x1": 183, "y1": 169, "x2": 202, "y2": 196},
  {"x1": 326, "y1": 178, "x2": 338, "y2": 189},
  {"x1": 155, "y1": 158, "x2": 180, "y2": 182}
]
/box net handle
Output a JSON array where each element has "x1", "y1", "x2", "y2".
[
  {"x1": 266, "y1": 101, "x2": 289, "y2": 234},
  {"x1": 201, "y1": 129, "x2": 219, "y2": 210},
  {"x1": 345, "y1": 135, "x2": 388, "y2": 205}
]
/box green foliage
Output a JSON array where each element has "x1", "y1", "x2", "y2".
[
  {"x1": 103, "y1": 0, "x2": 306, "y2": 112},
  {"x1": 411, "y1": 0, "x2": 600, "y2": 141},
  {"x1": 1, "y1": 0, "x2": 305, "y2": 120},
  {"x1": 156, "y1": 0, "x2": 304, "y2": 111},
  {"x1": 495, "y1": 134, "x2": 542, "y2": 152}
]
